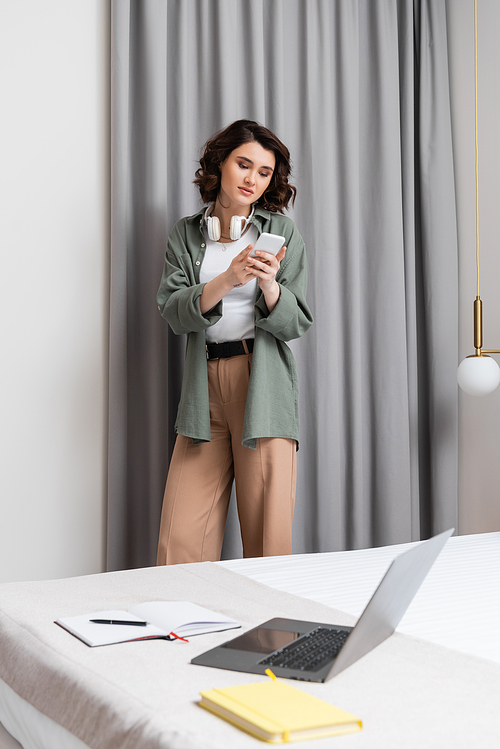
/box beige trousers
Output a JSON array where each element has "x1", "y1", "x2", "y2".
[{"x1": 156, "y1": 353, "x2": 296, "y2": 565}]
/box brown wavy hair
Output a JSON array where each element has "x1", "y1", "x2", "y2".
[{"x1": 194, "y1": 120, "x2": 296, "y2": 213}]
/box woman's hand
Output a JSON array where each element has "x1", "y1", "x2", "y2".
[
  {"x1": 199, "y1": 244, "x2": 254, "y2": 314},
  {"x1": 199, "y1": 244, "x2": 286, "y2": 315},
  {"x1": 226, "y1": 245, "x2": 256, "y2": 288},
  {"x1": 246, "y1": 246, "x2": 286, "y2": 313}
]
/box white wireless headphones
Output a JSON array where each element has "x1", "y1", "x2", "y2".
[{"x1": 205, "y1": 205, "x2": 255, "y2": 242}]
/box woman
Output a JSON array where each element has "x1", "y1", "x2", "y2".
[{"x1": 156, "y1": 120, "x2": 313, "y2": 565}]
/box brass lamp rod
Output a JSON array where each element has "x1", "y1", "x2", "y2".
[{"x1": 474, "y1": 297, "x2": 500, "y2": 354}]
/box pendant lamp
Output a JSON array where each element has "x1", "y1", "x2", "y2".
[{"x1": 457, "y1": 0, "x2": 500, "y2": 396}]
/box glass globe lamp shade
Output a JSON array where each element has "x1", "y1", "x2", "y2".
[{"x1": 457, "y1": 355, "x2": 500, "y2": 396}]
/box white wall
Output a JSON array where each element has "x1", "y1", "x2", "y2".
[
  {"x1": 0, "y1": 1, "x2": 109, "y2": 582},
  {"x1": 447, "y1": 0, "x2": 500, "y2": 534}
]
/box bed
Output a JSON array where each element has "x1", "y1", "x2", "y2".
[{"x1": 0, "y1": 532, "x2": 499, "y2": 748}]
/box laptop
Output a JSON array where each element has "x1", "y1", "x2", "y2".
[{"x1": 192, "y1": 528, "x2": 454, "y2": 682}]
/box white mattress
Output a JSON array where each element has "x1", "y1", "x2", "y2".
[
  {"x1": 1, "y1": 531, "x2": 499, "y2": 749},
  {"x1": 220, "y1": 531, "x2": 500, "y2": 664},
  {"x1": 0, "y1": 679, "x2": 88, "y2": 749}
]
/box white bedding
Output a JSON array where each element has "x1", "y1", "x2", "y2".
[{"x1": 1, "y1": 531, "x2": 499, "y2": 749}]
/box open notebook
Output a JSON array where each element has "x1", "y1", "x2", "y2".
[{"x1": 56, "y1": 601, "x2": 240, "y2": 646}]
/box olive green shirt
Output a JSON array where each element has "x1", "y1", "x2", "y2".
[{"x1": 157, "y1": 207, "x2": 313, "y2": 449}]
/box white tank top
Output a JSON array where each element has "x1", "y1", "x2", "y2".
[{"x1": 200, "y1": 224, "x2": 258, "y2": 344}]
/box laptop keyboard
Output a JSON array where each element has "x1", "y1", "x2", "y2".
[{"x1": 258, "y1": 627, "x2": 350, "y2": 672}]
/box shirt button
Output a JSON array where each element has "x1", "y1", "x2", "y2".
[
  {"x1": 195, "y1": 260, "x2": 201, "y2": 266},
  {"x1": 201, "y1": 243, "x2": 206, "y2": 248}
]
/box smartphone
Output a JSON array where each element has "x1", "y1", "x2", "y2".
[{"x1": 249, "y1": 232, "x2": 286, "y2": 258}]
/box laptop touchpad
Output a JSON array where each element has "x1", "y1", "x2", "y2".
[{"x1": 223, "y1": 626, "x2": 301, "y2": 654}]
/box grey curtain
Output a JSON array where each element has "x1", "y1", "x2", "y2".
[{"x1": 108, "y1": 0, "x2": 458, "y2": 571}]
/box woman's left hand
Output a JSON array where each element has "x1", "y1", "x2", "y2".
[
  {"x1": 246, "y1": 246, "x2": 286, "y2": 292},
  {"x1": 245, "y1": 246, "x2": 286, "y2": 313}
]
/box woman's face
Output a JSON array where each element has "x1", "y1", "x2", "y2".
[{"x1": 219, "y1": 141, "x2": 275, "y2": 214}]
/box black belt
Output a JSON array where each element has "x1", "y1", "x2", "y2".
[{"x1": 206, "y1": 339, "x2": 254, "y2": 360}]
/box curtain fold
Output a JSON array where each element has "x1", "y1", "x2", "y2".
[{"x1": 108, "y1": 0, "x2": 458, "y2": 571}]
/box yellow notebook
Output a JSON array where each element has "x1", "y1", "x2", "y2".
[{"x1": 199, "y1": 672, "x2": 362, "y2": 743}]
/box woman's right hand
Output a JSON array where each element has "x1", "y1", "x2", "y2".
[
  {"x1": 225, "y1": 244, "x2": 254, "y2": 288},
  {"x1": 200, "y1": 245, "x2": 254, "y2": 314}
]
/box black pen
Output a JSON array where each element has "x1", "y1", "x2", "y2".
[{"x1": 89, "y1": 619, "x2": 148, "y2": 626}]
